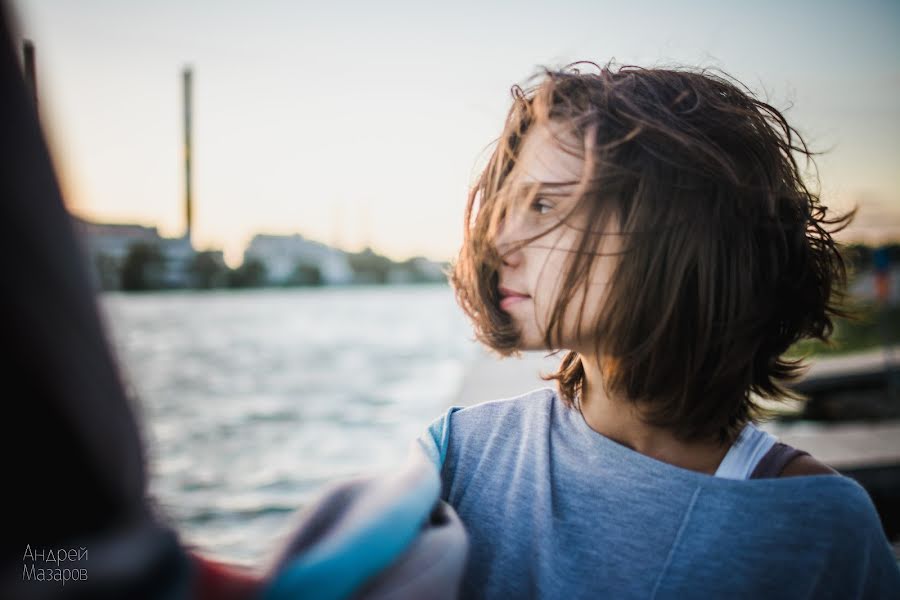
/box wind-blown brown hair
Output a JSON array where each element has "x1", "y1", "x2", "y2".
[{"x1": 450, "y1": 62, "x2": 857, "y2": 445}]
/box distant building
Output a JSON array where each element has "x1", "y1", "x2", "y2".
[
  {"x1": 410, "y1": 256, "x2": 448, "y2": 282},
  {"x1": 243, "y1": 233, "x2": 354, "y2": 285},
  {"x1": 386, "y1": 257, "x2": 449, "y2": 284},
  {"x1": 73, "y1": 217, "x2": 161, "y2": 259},
  {"x1": 72, "y1": 216, "x2": 195, "y2": 289},
  {"x1": 157, "y1": 235, "x2": 194, "y2": 287}
]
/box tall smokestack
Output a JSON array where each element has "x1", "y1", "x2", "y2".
[{"x1": 182, "y1": 66, "x2": 193, "y2": 246}]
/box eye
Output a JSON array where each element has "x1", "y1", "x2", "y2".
[{"x1": 531, "y1": 197, "x2": 554, "y2": 215}]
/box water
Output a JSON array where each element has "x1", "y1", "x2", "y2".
[{"x1": 99, "y1": 284, "x2": 476, "y2": 566}]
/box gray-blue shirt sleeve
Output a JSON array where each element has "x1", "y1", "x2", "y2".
[{"x1": 416, "y1": 406, "x2": 463, "y2": 470}]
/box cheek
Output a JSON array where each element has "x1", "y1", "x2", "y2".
[
  {"x1": 530, "y1": 284, "x2": 589, "y2": 348},
  {"x1": 528, "y1": 254, "x2": 573, "y2": 333},
  {"x1": 555, "y1": 265, "x2": 611, "y2": 339},
  {"x1": 574, "y1": 266, "x2": 614, "y2": 337}
]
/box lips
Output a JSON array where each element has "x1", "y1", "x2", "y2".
[{"x1": 498, "y1": 286, "x2": 530, "y2": 311}]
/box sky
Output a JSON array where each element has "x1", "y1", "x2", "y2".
[{"x1": 10, "y1": 0, "x2": 900, "y2": 266}]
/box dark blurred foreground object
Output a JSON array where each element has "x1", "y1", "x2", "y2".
[
  {"x1": 0, "y1": 2, "x2": 174, "y2": 594},
  {"x1": 0, "y1": 4, "x2": 466, "y2": 598}
]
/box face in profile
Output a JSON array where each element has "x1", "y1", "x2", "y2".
[{"x1": 493, "y1": 121, "x2": 621, "y2": 355}]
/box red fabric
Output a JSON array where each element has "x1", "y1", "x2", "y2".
[
  {"x1": 191, "y1": 553, "x2": 264, "y2": 600},
  {"x1": 875, "y1": 272, "x2": 889, "y2": 303}
]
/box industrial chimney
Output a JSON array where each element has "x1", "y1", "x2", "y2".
[{"x1": 182, "y1": 66, "x2": 193, "y2": 246}]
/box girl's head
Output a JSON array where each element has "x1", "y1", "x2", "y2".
[{"x1": 451, "y1": 62, "x2": 856, "y2": 444}]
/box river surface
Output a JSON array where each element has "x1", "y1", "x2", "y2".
[{"x1": 100, "y1": 284, "x2": 476, "y2": 565}]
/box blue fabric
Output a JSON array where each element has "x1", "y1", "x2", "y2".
[
  {"x1": 418, "y1": 388, "x2": 900, "y2": 599},
  {"x1": 263, "y1": 447, "x2": 442, "y2": 600}
]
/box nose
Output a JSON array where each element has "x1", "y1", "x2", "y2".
[{"x1": 494, "y1": 212, "x2": 524, "y2": 268}]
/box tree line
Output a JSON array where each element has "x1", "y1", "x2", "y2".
[{"x1": 95, "y1": 242, "x2": 448, "y2": 292}]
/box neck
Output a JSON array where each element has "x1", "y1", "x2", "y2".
[{"x1": 577, "y1": 353, "x2": 734, "y2": 475}]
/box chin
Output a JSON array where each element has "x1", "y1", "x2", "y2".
[
  {"x1": 515, "y1": 336, "x2": 549, "y2": 352},
  {"x1": 505, "y1": 322, "x2": 551, "y2": 351}
]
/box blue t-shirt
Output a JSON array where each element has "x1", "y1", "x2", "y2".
[{"x1": 418, "y1": 388, "x2": 900, "y2": 599}]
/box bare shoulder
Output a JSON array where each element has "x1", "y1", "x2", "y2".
[{"x1": 779, "y1": 453, "x2": 840, "y2": 477}]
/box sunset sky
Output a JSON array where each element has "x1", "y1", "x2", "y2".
[{"x1": 12, "y1": 0, "x2": 900, "y2": 265}]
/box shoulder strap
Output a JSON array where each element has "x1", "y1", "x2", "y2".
[
  {"x1": 713, "y1": 422, "x2": 777, "y2": 480},
  {"x1": 749, "y1": 442, "x2": 811, "y2": 479}
]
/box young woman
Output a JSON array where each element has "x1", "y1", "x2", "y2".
[{"x1": 419, "y1": 64, "x2": 900, "y2": 598}]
